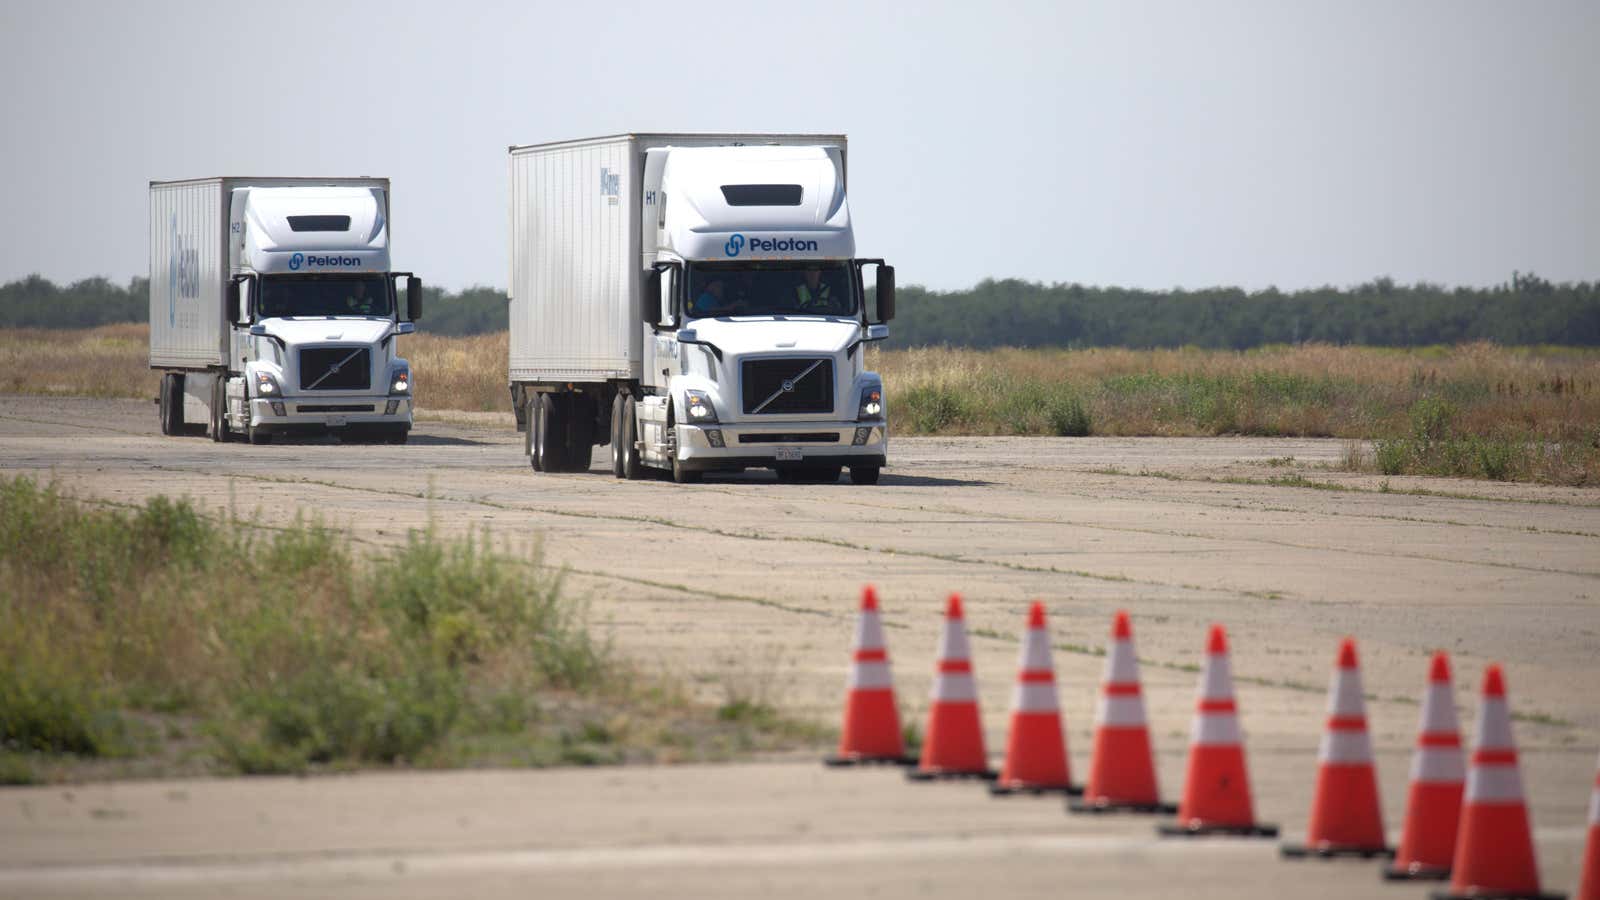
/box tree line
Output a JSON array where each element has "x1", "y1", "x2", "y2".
[{"x1": 3, "y1": 272, "x2": 1597, "y2": 348}]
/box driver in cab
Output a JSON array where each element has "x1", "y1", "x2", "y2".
[{"x1": 344, "y1": 282, "x2": 379, "y2": 315}]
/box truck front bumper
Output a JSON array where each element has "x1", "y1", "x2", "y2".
[
  {"x1": 248, "y1": 395, "x2": 413, "y2": 434},
  {"x1": 673, "y1": 422, "x2": 887, "y2": 472}
]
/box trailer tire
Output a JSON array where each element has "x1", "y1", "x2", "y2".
[
  {"x1": 534, "y1": 393, "x2": 567, "y2": 472},
  {"x1": 564, "y1": 393, "x2": 595, "y2": 473},
  {"x1": 619, "y1": 397, "x2": 642, "y2": 481},
  {"x1": 158, "y1": 375, "x2": 171, "y2": 435},
  {"x1": 534, "y1": 395, "x2": 547, "y2": 474},
  {"x1": 208, "y1": 378, "x2": 228, "y2": 442},
  {"x1": 849, "y1": 465, "x2": 881, "y2": 485},
  {"x1": 161, "y1": 374, "x2": 185, "y2": 436},
  {"x1": 609, "y1": 393, "x2": 626, "y2": 478}
]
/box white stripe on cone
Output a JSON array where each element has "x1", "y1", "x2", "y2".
[
  {"x1": 1420, "y1": 682, "x2": 1459, "y2": 735},
  {"x1": 938, "y1": 617, "x2": 972, "y2": 663},
  {"x1": 1106, "y1": 637, "x2": 1139, "y2": 685},
  {"x1": 850, "y1": 661, "x2": 893, "y2": 690},
  {"x1": 934, "y1": 673, "x2": 978, "y2": 702},
  {"x1": 1329, "y1": 666, "x2": 1365, "y2": 717},
  {"x1": 1201, "y1": 651, "x2": 1233, "y2": 700},
  {"x1": 1096, "y1": 695, "x2": 1146, "y2": 727},
  {"x1": 1467, "y1": 766, "x2": 1526, "y2": 804},
  {"x1": 1012, "y1": 682, "x2": 1058, "y2": 711},
  {"x1": 855, "y1": 608, "x2": 887, "y2": 654},
  {"x1": 1411, "y1": 746, "x2": 1467, "y2": 783},
  {"x1": 1193, "y1": 712, "x2": 1242, "y2": 746},
  {"x1": 1320, "y1": 729, "x2": 1375, "y2": 764}
]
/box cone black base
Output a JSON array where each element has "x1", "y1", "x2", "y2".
[
  {"x1": 1440, "y1": 883, "x2": 1561, "y2": 890},
  {"x1": 905, "y1": 768, "x2": 999, "y2": 782},
  {"x1": 1381, "y1": 864, "x2": 1450, "y2": 882},
  {"x1": 989, "y1": 782, "x2": 1083, "y2": 797},
  {"x1": 1281, "y1": 843, "x2": 1394, "y2": 860},
  {"x1": 1430, "y1": 892, "x2": 1566, "y2": 900},
  {"x1": 823, "y1": 754, "x2": 918, "y2": 768},
  {"x1": 1069, "y1": 798, "x2": 1178, "y2": 815},
  {"x1": 1157, "y1": 821, "x2": 1280, "y2": 838}
]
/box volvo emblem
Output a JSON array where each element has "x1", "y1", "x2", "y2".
[{"x1": 781, "y1": 379, "x2": 795, "y2": 393}]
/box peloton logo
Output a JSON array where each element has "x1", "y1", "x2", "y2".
[
  {"x1": 290, "y1": 253, "x2": 363, "y2": 271},
  {"x1": 724, "y1": 233, "x2": 819, "y2": 257}
]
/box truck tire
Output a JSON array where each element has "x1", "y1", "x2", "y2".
[
  {"x1": 161, "y1": 373, "x2": 185, "y2": 436},
  {"x1": 671, "y1": 455, "x2": 702, "y2": 484},
  {"x1": 158, "y1": 375, "x2": 171, "y2": 435},
  {"x1": 619, "y1": 397, "x2": 642, "y2": 480},
  {"x1": 849, "y1": 465, "x2": 881, "y2": 485},
  {"x1": 208, "y1": 378, "x2": 228, "y2": 442},
  {"x1": 564, "y1": 393, "x2": 595, "y2": 472},
  {"x1": 526, "y1": 395, "x2": 541, "y2": 470},
  {"x1": 609, "y1": 394, "x2": 626, "y2": 478},
  {"x1": 534, "y1": 393, "x2": 568, "y2": 472}
]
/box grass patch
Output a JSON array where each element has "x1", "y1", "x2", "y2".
[{"x1": 0, "y1": 475, "x2": 823, "y2": 779}]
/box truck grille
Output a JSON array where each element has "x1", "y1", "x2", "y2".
[
  {"x1": 741, "y1": 358, "x2": 834, "y2": 415},
  {"x1": 299, "y1": 347, "x2": 371, "y2": 391}
]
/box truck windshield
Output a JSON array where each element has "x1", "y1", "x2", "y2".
[
  {"x1": 686, "y1": 262, "x2": 855, "y2": 319},
  {"x1": 258, "y1": 274, "x2": 392, "y2": 319}
]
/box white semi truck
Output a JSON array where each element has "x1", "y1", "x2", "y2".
[
  {"x1": 149, "y1": 177, "x2": 423, "y2": 444},
  {"x1": 508, "y1": 133, "x2": 895, "y2": 484}
]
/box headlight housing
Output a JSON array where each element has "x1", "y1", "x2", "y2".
[
  {"x1": 254, "y1": 371, "x2": 285, "y2": 397},
  {"x1": 389, "y1": 365, "x2": 411, "y2": 396},
  {"x1": 683, "y1": 389, "x2": 719, "y2": 424},
  {"x1": 857, "y1": 385, "x2": 884, "y2": 421}
]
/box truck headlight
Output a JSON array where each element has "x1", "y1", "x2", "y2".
[
  {"x1": 254, "y1": 371, "x2": 285, "y2": 397},
  {"x1": 389, "y1": 366, "x2": 411, "y2": 395},
  {"x1": 684, "y1": 389, "x2": 719, "y2": 424},
  {"x1": 857, "y1": 386, "x2": 883, "y2": 421}
]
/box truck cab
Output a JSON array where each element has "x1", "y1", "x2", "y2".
[
  {"x1": 637, "y1": 145, "x2": 893, "y2": 483},
  {"x1": 508, "y1": 134, "x2": 894, "y2": 485},
  {"x1": 149, "y1": 178, "x2": 423, "y2": 445}
]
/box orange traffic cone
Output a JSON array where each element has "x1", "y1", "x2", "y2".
[
  {"x1": 1432, "y1": 665, "x2": 1564, "y2": 900},
  {"x1": 1282, "y1": 638, "x2": 1390, "y2": 859},
  {"x1": 1070, "y1": 610, "x2": 1175, "y2": 814},
  {"x1": 1158, "y1": 624, "x2": 1278, "y2": 838},
  {"x1": 991, "y1": 601, "x2": 1075, "y2": 795},
  {"x1": 825, "y1": 586, "x2": 914, "y2": 767},
  {"x1": 1384, "y1": 650, "x2": 1465, "y2": 881},
  {"x1": 907, "y1": 593, "x2": 994, "y2": 781},
  {"x1": 1580, "y1": 751, "x2": 1599, "y2": 900}
]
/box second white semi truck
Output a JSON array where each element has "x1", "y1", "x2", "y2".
[
  {"x1": 149, "y1": 177, "x2": 423, "y2": 444},
  {"x1": 508, "y1": 133, "x2": 895, "y2": 484}
]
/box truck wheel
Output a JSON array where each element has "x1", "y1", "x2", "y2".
[
  {"x1": 535, "y1": 393, "x2": 568, "y2": 472},
  {"x1": 161, "y1": 373, "x2": 185, "y2": 436},
  {"x1": 849, "y1": 465, "x2": 881, "y2": 486},
  {"x1": 564, "y1": 394, "x2": 595, "y2": 472},
  {"x1": 671, "y1": 455, "x2": 702, "y2": 484},
  {"x1": 208, "y1": 378, "x2": 228, "y2": 442},
  {"x1": 619, "y1": 397, "x2": 642, "y2": 480},
  {"x1": 609, "y1": 394, "x2": 626, "y2": 478},
  {"x1": 526, "y1": 395, "x2": 542, "y2": 470},
  {"x1": 158, "y1": 375, "x2": 171, "y2": 435}
]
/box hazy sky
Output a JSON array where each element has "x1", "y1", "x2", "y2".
[{"x1": 0, "y1": 0, "x2": 1594, "y2": 292}]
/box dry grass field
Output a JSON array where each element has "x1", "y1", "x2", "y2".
[{"x1": 3, "y1": 325, "x2": 1597, "y2": 482}]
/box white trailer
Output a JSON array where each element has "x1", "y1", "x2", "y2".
[
  {"x1": 150, "y1": 177, "x2": 424, "y2": 443},
  {"x1": 508, "y1": 133, "x2": 895, "y2": 484}
]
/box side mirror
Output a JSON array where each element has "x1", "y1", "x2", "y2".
[
  {"x1": 406, "y1": 276, "x2": 423, "y2": 321},
  {"x1": 875, "y1": 265, "x2": 895, "y2": 323},
  {"x1": 248, "y1": 323, "x2": 267, "y2": 336},
  {"x1": 867, "y1": 323, "x2": 889, "y2": 341},
  {"x1": 677, "y1": 328, "x2": 698, "y2": 343},
  {"x1": 226, "y1": 279, "x2": 242, "y2": 324},
  {"x1": 396, "y1": 322, "x2": 416, "y2": 335},
  {"x1": 644, "y1": 268, "x2": 662, "y2": 327}
]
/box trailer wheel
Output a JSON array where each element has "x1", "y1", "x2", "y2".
[
  {"x1": 620, "y1": 397, "x2": 642, "y2": 480},
  {"x1": 609, "y1": 394, "x2": 626, "y2": 478},
  {"x1": 849, "y1": 465, "x2": 881, "y2": 486},
  {"x1": 160, "y1": 373, "x2": 185, "y2": 436},
  {"x1": 208, "y1": 378, "x2": 228, "y2": 442},
  {"x1": 158, "y1": 375, "x2": 170, "y2": 435},
  {"x1": 534, "y1": 393, "x2": 568, "y2": 472},
  {"x1": 526, "y1": 395, "x2": 542, "y2": 471},
  {"x1": 564, "y1": 393, "x2": 595, "y2": 473}
]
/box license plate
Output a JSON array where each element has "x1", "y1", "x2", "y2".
[
  {"x1": 775, "y1": 447, "x2": 803, "y2": 462},
  {"x1": 328, "y1": 416, "x2": 348, "y2": 427}
]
